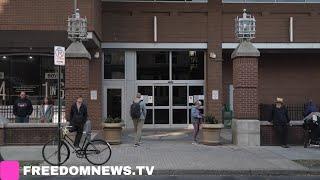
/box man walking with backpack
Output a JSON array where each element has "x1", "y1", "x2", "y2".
[{"x1": 130, "y1": 93, "x2": 147, "y2": 147}]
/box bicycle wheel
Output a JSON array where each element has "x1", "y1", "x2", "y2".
[
  {"x1": 42, "y1": 138, "x2": 70, "y2": 166},
  {"x1": 85, "y1": 139, "x2": 112, "y2": 165}
]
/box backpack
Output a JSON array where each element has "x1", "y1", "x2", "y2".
[{"x1": 130, "y1": 101, "x2": 141, "y2": 119}]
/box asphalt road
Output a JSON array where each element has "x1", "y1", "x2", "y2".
[{"x1": 21, "y1": 175, "x2": 320, "y2": 180}]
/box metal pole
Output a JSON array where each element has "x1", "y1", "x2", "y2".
[{"x1": 58, "y1": 65, "x2": 61, "y2": 165}]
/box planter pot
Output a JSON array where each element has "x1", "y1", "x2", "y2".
[
  {"x1": 102, "y1": 122, "x2": 124, "y2": 145},
  {"x1": 201, "y1": 124, "x2": 224, "y2": 145}
]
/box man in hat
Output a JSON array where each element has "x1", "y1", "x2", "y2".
[{"x1": 271, "y1": 97, "x2": 290, "y2": 148}]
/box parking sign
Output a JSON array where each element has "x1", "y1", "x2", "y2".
[{"x1": 54, "y1": 46, "x2": 65, "y2": 66}]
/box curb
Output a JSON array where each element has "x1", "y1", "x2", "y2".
[
  {"x1": 151, "y1": 169, "x2": 320, "y2": 176},
  {"x1": 20, "y1": 169, "x2": 320, "y2": 176}
]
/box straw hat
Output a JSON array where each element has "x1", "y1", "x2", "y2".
[{"x1": 275, "y1": 97, "x2": 284, "y2": 104}]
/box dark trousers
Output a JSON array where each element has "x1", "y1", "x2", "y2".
[
  {"x1": 275, "y1": 124, "x2": 288, "y2": 145},
  {"x1": 192, "y1": 121, "x2": 201, "y2": 141},
  {"x1": 70, "y1": 122, "x2": 84, "y2": 147},
  {"x1": 16, "y1": 116, "x2": 29, "y2": 123}
]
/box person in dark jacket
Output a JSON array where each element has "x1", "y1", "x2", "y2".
[
  {"x1": 13, "y1": 91, "x2": 33, "y2": 123},
  {"x1": 271, "y1": 97, "x2": 290, "y2": 148},
  {"x1": 69, "y1": 96, "x2": 88, "y2": 148},
  {"x1": 304, "y1": 99, "x2": 318, "y2": 118}
]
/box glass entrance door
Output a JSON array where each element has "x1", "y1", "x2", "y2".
[{"x1": 137, "y1": 84, "x2": 203, "y2": 127}]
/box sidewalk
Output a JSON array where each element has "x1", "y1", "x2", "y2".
[{"x1": 2, "y1": 128, "x2": 320, "y2": 175}]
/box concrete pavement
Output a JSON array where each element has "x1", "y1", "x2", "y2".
[{"x1": 2, "y1": 128, "x2": 320, "y2": 175}]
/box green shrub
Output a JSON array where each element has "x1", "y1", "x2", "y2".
[
  {"x1": 203, "y1": 114, "x2": 218, "y2": 124},
  {"x1": 104, "y1": 116, "x2": 122, "y2": 123}
]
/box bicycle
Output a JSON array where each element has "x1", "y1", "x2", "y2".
[{"x1": 42, "y1": 125, "x2": 112, "y2": 166}]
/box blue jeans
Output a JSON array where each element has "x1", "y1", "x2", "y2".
[{"x1": 16, "y1": 116, "x2": 29, "y2": 123}]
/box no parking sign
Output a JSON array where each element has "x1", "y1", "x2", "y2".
[{"x1": 54, "y1": 46, "x2": 65, "y2": 66}]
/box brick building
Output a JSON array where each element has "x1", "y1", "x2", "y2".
[{"x1": 0, "y1": 0, "x2": 320, "y2": 145}]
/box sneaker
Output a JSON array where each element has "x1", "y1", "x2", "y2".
[
  {"x1": 192, "y1": 141, "x2": 198, "y2": 145},
  {"x1": 281, "y1": 145, "x2": 289, "y2": 148},
  {"x1": 134, "y1": 143, "x2": 140, "y2": 147}
]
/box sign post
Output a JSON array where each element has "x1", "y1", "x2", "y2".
[{"x1": 54, "y1": 46, "x2": 65, "y2": 166}]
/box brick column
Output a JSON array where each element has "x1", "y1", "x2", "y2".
[
  {"x1": 0, "y1": 124, "x2": 4, "y2": 145},
  {"x1": 88, "y1": 50, "x2": 103, "y2": 130},
  {"x1": 65, "y1": 42, "x2": 91, "y2": 125},
  {"x1": 206, "y1": 0, "x2": 223, "y2": 121},
  {"x1": 231, "y1": 41, "x2": 260, "y2": 146}
]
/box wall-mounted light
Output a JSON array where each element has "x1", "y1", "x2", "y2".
[
  {"x1": 209, "y1": 52, "x2": 216, "y2": 59},
  {"x1": 28, "y1": 56, "x2": 33, "y2": 60},
  {"x1": 189, "y1": 51, "x2": 196, "y2": 57},
  {"x1": 2, "y1": 56, "x2": 7, "y2": 60},
  {"x1": 94, "y1": 52, "x2": 100, "y2": 59}
]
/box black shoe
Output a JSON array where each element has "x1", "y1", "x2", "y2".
[{"x1": 281, "y1": 145, "x2": 289, "y2": 148}]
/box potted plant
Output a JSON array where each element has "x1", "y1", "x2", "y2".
[
  {"x1": 201, "y1": 114, "x2": 224, "y2": 145},
  {"x1": 102, "y1": 116, "x2": 124, "y2": 145}
]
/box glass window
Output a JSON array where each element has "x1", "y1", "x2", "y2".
[
  {"x1": 173, "y1": 109, "x2": 187, "y2": 124},
  {"x1": 172, "y1": 51, "x2": 204, "y2": 80},
  {"x1": 138, "y1": 86, "x2": 153, "y2": 106},
  {"x1": 173, "y1": 86, "x2": 187, "y2": 106},
  {"x1": 189, "y1": 86, "x2": 204, "y2": 106},
  {"x1": 145, "y1": 109, "x2": 153, "y2": 124},
  {"x1": 155, "y1": 109, "x2": 169, "y2": 124},
  {"x1": 154, "y1": 86, "x2": 169, "y2": 106},
  {"x1": 137, "y1": 51, "x2": 169, "y2": 80},
  {"x1": 107, "y1": 89, "x2": 122, "y2": 119},
  {"x1": 0, "y1": 55, "x2": 65, "y2": 123},
  {"x1": 104, "y1": 51, "x2": 125, "y2": 79}
]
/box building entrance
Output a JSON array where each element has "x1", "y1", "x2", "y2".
[{"x1": 137, "y1": 83, "x2": 204, "y2": 127}]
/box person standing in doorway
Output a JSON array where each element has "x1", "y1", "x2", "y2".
[
  {"x1": 69, "y1": 96, "x2": 88, "y2": 148},
  {"x1": 40, "y1": 97, "x2": 54, "y2": 123},
  {"x1": 271, "y1": 97, "x2": 290, "y2": 148},
  {"x1": 191, "y1": 100, "x2": 203, "y2": 145},
  {"x1": 130, "y1": 93, "x2": 147, "y2": 147},
  {"x1": 13, "y1": 91, "x2": 33, "y2": 123}
]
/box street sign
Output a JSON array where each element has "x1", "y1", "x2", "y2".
[{"x1": 54, "y1": 46, "x2": 65, "y2": 66}]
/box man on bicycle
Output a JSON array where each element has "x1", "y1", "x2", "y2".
[{"x1": 69, "y1": 96, "x2": 88, "y2": 148}]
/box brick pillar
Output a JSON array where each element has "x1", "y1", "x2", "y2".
[
  {"x1": 231, "y1": 41, "x2": 261, "y2": 146},
  {"x1": 88, "y1": 50, "x2": 103, "y2": 130},
  {"x1": 206, "y1": 0, "x2": 223, "y2": 121},
  {"x1": 0, "y1": 124, "x2": 4, "y2": 145},
  {"x1": 65, "y1": 42, "x2": 91, "y2": 124}
]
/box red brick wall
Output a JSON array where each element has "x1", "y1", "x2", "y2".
[
  {"x1": 206, "y1": 0, "x2": 223, "y2": 121},
  {"x1": 222, "y1": 52, "x2": 320, "y2": 106},
  {"x1": 0, "y1": 0, "x2": 98, "y2": 35},
  {"x1": 4, "y1": 127, "x2": 57, "y2": 145},
  {"x1": 102, "y1": 2, "x2": 208, "y2": 42},
  {"x1": 261, "y1": 125, "x2": 304, "y2": 145},
  {"x1": 101, "y1": 2, "x2": 320, "y2": 43},
  {"x1": 88, "y1": 51, "x2": 102, "y2": 130},
  {"x1": 65, "y1": 58, "x2": 90, "y2": 122},
  {"x1": 222, "y1": 53, "x2": 233, "y2": 106},
  {"x1": 233, "y1": 57, "x2": 259, "y2": 119},
  {"x1": 222, "y1": 4, "x2": 320, "y2": 43},
  {"x1": 259, "y1": 53, "x2": 320, "y2": 104}
]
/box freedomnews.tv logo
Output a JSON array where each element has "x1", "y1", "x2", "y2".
[{"x1": 0, "y1": 161, "x2": 20, "y2": 180}]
